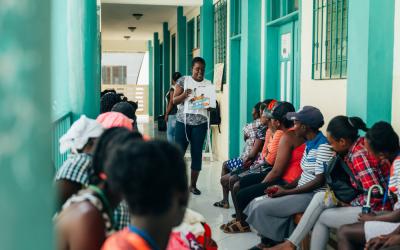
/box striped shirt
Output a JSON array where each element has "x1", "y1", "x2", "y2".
[
  {"x1": 297, "y1": 132, "x2": 333, "y2": 190},
  {"x1": 389, "y1": 154, "x2": 400, "y2": 209}
]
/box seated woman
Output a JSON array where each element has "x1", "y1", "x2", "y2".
[
  {"x1": 222, "y1": 101, "x2": 306, "y2": 233},
  {"x1": 55, "y1": 115, "x2": 104, "y2": 207},
  {"x1": 244, "y1": 106, "x2": 334, "y2": 249},
  {"x1": 269, "y1": 117, "x2": 394, "y2": 250},
  {"x1": 336, "y1": 122, "x2": 400, "y2": 250},
  {"x1": 55, "y1": 128, "x2": 142, "y2": 250},
  {"x1": 214, "y1": 100, "x2": 275, "y2": 209},
  {"x1": 102, "y1": 140, "x2": 189, "y2": 250},
  {"x1": 213, "y1": 101, "x2": 263, "y2": 209}
]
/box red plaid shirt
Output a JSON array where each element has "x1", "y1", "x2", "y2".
[{"x1": 345, "y1": 137, "x2": 393, "y2": 211}]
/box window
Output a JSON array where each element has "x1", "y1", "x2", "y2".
[
  {"x1": 214, "y1": 0, "x2": 227, "y2": 65},
  {"x1": 101, "y1": 66, "x2": 127, "y2": 84},
  {"x1": 268, "y1": 0, "x2": 298, "y2": 22},
  {"x1": 196, "y1": 15, "x2": 201, "y2": 48},
  {"x1": 231, "y1": 0, "x2": 241, "y2": 36},
  {"x1": 312, "y1": 0, "x2": 348, "y2": 80}
]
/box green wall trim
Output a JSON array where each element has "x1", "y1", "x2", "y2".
[
  {"x1": 148, "y1": 40, "x2": 154, "y2": 116},
  {"x1": 1, "y1": 0, "x2": 53, "y2": 248},
  {"x1": 177, "y1": 7, "x2": 187, "y2": 75},
  {"x1": 200, "y1": 0, "x2": 214, "y2": 80},
  {"x1": 347, "y1": 0, "x2": 394, "y2": 125},
  {"x1": 228, "y1": 0, "x2": 241, "y2": 158},
  {"x1": 245, "y1": 0, "x2": 262, "y2": 122},
  {"x1": 153, "y1": 32, "x2": 161, "y2": 118},
  {"x1": 162, "y1": 22, "x2": 170, "y2": 113}
]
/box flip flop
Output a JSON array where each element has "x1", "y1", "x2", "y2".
[{"x1": 213, "y1": 200, "x2": 230, "y2": 208}]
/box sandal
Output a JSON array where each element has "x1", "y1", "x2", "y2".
[
  {"x1": 213, "y1": 200, "x2": 230, "y2": 209},
  {"x1": 223, "y1": 220, "x2": 251, "y2": 234},
  {"x1": 219, "y1": 219, "x2": 236, "y2": 230}
]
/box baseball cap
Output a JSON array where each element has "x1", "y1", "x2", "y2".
[
  {"x1": 286, "y1": 106, "x2": 324, "y2": 129},
  {"x1": 112, "y1": 102, "x2": 135, "y2": 120},
  {"x1": 265, "y1": 101, "x2": 295, "y2": 120}
]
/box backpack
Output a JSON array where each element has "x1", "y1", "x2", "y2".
[
  {"x1": 209, "y1": 101, "x2": 221, "y2": 133},
  {"x1": 325, "y1": 156, "x2": 364, "y2": 203}
]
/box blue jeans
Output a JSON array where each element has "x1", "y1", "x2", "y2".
[
  {"x1": 175, "y1": 121, "x2": 208, "y2": 171},
  {"x1": 166, "y1": 115, "x2": 176, "y2": 142}
]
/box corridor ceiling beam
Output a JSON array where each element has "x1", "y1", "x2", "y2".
[{"x1": 101, "y1": 0, "x2": 202, "y2": 6}]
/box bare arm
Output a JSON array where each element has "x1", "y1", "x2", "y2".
[
  {"x1": 244, "y1": 138, "x2": 264, "y2": 162},
  {"x1": 68, "y1": 205, "x2": 106, "y2": 250},
  {"x1": 173, "y1": 84, "x2": 190, "y2": 105},
  {"x1": 165, "y1": 89, "x2": 175, "y2": 119},
  {"x1": 283, "y1": 174, "x2": 325, "y2": 195},
  {"x1": 263, "y1": 133, "x2": 293, "y2": 183}
]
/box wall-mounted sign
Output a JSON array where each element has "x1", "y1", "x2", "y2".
[{"x1": 281, "y1": 33, "x2": 291, "y2": 59}]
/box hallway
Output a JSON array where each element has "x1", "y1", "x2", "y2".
[{"x1": 188, "y1": 159, "x2": 259, "y2": 249}]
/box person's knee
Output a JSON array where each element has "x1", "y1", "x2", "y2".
[
  {"x1": 232, "y1": 182, "x2": 240, "y2": 194},
  {"x1": 221, "y1": 174, "x2": 230, "y2": 186},
  {"x1": 228, "y1": 176, "x2": 238, "y2": 190},
  {"x1": 337, "y1": 224, "x2": 352, "y2": 241}
]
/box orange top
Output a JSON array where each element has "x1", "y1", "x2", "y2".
[
  {"x1": 262, "y1": 130, "x2": 284, "y2": 165},
  {"x1": 102, "y1": 228, "x2": 152, "y2": 250},
  {"x1": 281, "y1": 143, "x2": 306, "y2": 183}
]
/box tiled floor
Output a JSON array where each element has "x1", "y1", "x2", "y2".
[
  {"x1": 187, "y1": 159, "x2": 259, "y2": 250},
  {"x1": 141, "y1": 118, "x2": 259, "y2": 249}
]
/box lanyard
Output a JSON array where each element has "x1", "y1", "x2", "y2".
[{"x1": 128, "y1": 225, "x2": 160, "y2": 250}]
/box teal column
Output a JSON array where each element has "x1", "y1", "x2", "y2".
[
  {"x1": 200, "y1": 0, "x2": 214, "y2": 80},
  {"x1": 163, "y1": 22, "x2": 171, "y2": 113},
  {"x1": 228, "y1": 1, "x2": 242, "y2": 158},
  {"x1": 177, "y1": 7, "x2": 187, "y2": 74},
  {"x1": 148, "y1": 41, "x2": 154, "y2": 117},
  {"x1": 51, "y1": 0, "x2": 100, "y2": 121},
  {"x1": 0, "y1": 0, "x2": 53, "y2": 249},
  {"x1": 243, "y1": 0, "x2": 262, "y2": 122},
  {"x1": 82, "y1": 0, "x2": 101, "y2": 119},
  {"x1": 347, "y1": 0, "x2": 395, "y2": 125},
  {"x1": 153, "y1": 32, "x2": 161, "y2": 118}
]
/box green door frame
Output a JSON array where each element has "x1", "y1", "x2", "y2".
[{"x1": 187, "y1": 19, "x2": 195, "y2": 74}]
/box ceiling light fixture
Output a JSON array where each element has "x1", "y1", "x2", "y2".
[
  {"x1": 128, "y1": 26, "x2": 136, "y2": 32},
  {"x1": 124, "y1": 36, "x2": 131, "y2": 40},
  {"x1": 132, "y1": 13, "x2": 143, "y2": 20}
]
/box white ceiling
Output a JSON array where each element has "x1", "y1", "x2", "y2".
[
  {"x1": 101, "y1": 0, "x2": 202, "y2": 6},
  {"x1": 101, "y1": 4, "x2": 179, "y2": 41}
]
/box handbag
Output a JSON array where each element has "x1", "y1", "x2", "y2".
[
  {"x1": 157, "y1": 115, "x2": 167, "y2": 132},
  {"x1": 325, "y1": 156, "x2": 364, "y2": 203}
]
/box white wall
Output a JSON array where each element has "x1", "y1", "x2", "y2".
[
  {"x1": 300, "y1": 0, "x2": 347, "y2": 128},
  {"x1": 392, "y1": 0, "x2": 400, "y2": 134},
  {"x1": 102, "y1": 40, "x2": 147, "y2": 52},
  {"x1": 102, "y1": 52, "x2": 146, "y2": 84}
]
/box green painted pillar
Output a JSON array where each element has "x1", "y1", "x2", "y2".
[
  {"x1": 148, "y1": 41, "x2": 154, "y2": 117},
  {"x1": 347, "y1": 0, "x2": 395, "y2": 125},
  {"x1": 153, "y1": 32, "x2": 161, "y2": 118},
  {"x1": 51, "y1": 0, "x2": 100, "y2": 121},
  {"x1": 0, "y1": 0, "x2": 53, "y2": 249},
  {"x1": 163, "y1": 22, "x2": 171, "y2": 113},
  {"x1": 177, "y1": 7, "x2": 187, "y2": 75},
  {"x1": 243, "y1": 0, "x2": 262, "y2": 122},
  {"x1": 200, "y1": 0, "x2": 214, "y2": 80}
]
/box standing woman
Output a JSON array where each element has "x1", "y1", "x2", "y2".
[
  {"x1": 173, "y1": 57, "x2": 216, "y2": 195},
  {"x1": 165, "y1": 72, "x2": 182, "y2": 142}
]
